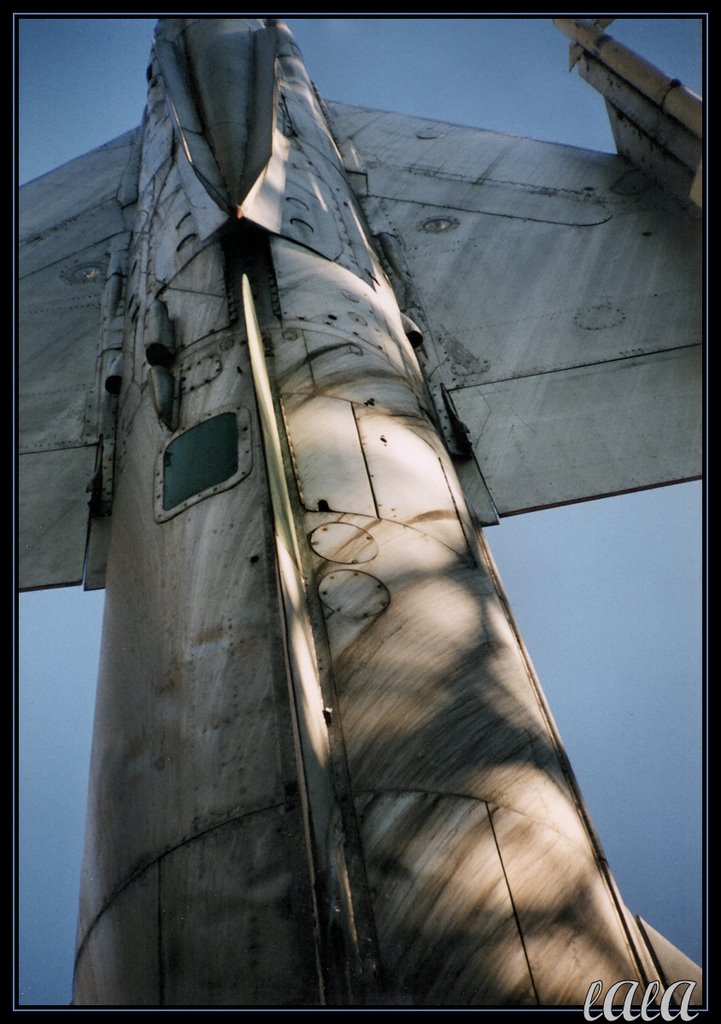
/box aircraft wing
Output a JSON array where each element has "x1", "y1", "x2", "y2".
[
  {"x1": 18, "y1": 129, "x2": 139, "y2": 590},
  {"x1": 18, "y1": 20, "x2": 702, "y2": 592},
  {"x1": 325, "y1": 100, "x2": 702, "y2": 523}
]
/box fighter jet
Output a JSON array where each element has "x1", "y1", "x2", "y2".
[{"x1": 18, "y1": 17, "x2": 702, "y2": 1007}]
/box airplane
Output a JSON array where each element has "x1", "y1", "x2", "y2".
[{"x1": 18, "y1": 16, "x2": 704, "y2": 1007}]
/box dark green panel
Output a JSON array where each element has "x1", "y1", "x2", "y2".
[{"x1": 163, "y1": 412, "x2": 238, "y2": 511}]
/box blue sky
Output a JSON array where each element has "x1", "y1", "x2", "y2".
[{"x1": 17, "y1": 16, "x2": 705, "y2": 1007}]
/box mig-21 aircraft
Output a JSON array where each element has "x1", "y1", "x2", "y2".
[{"x1": 18, "y1": 17, "x2": 703, "y2": 1008}]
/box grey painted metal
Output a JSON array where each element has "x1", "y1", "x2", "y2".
[
  {"x1": 19, "y1": 132, "x2": 138, "y2": 590},
  {"x1": 18, "y1": 448, "x2": 97, "y2": 589},
  {"x1": 285, "y1": 396, "x2": 377, "y2": 517},
  {"x1": 450, "y1": 347, "x2": 702, "y2": 515},
  {"x1": 71, "y1": 25, "x2": 323, "y2": 1004},
  {"x1": 83, "y1": 515, "x2": 112, "y2": 592},
  {"x1": 75, "y1": 289, "x2": 323, "y2": 1004},
  {"x1": 325, "y1": 102, "x2": 701, "y2": 518},
  {"x1": 19, "y1": 17, "x2": 702, "y2": 1007},
  {"x1": 269, "y1": 227, "x2": 650, "y2": 1001}
]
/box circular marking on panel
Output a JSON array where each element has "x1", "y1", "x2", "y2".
[
  {"x1": 179, "y1": 353, "x2": 222, "y2": 392},
  {"x1": 62, "y1": 263, "x2": 104, "y2": 285},
  {"x1": 420, "y1": 216, "x2": 459, "y2": 234},
  {"x1": 310, "y1": 523, "x2": 379, "y2": 564},
  {"x1": 574, "y1": 302, "x2": 625, "y2": 331},
  {"x1": 341, "y1": 289, "x2": 360, "y2": 303},
  {"x1": 318, "y1": 570, "x2": 390, "y2": 620}
]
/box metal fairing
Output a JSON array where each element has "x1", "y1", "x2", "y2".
[{"x1": 18, "y1": 17, "x2": 701, "y2": 1008}]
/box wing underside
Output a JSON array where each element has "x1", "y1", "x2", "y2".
[
  {"x1": 326, "y1": 101, "x2": 702, "y2": 522},
  {"x1": 18, "y1": 86, "x2": 701, "y2": 579},
  {"x1": 18, "y1": 130, "x2": 138, "y2": 590}
]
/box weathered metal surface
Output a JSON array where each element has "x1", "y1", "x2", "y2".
[
  {"x1": 318, "y1": 569, "x2": 391, "y2": 619},
  {"x1": 305, "y1": 511, "x2": 588, "y2": 848},
  {"x1": 182, "y1": 21, "x2": 274, "y2": 209},
  {"x1": 604, "y1": 103, "x2": 698, "y2": 211},
  {"x1": 76, "y1": 358, "x2": 322, "y2": 1001},
  {"x1": 19, "y1": 130, "x2": 137, "y2": 258},
  {"x1": 18, "y1": 448, "x2": 96, "y2": 589},
  {"x1": 241, "y1": 23, "x2": 376, "y2": 286},
  {"x1": 332, "y1": 117, "x2": 700, "y2": 383},
  {"x1": 271, "y1": 241, "x2": 430, "y2": 419},
  {"x1": 489, "y1": 805, "x2": 640, "y2": 1005},
  {"x1": 19, "y1": 133, "x2": 138, "y2": 590},
  {"x1": 636, "y1": 918, "x2": 704, "y2": 1005},
  {"x1": 73, "y1": 863, "x2": 160, "y2": 1006},
  {"x1": 18, "y1": 17, "x2": 701, "y2": 1007},
  {"x1": 357, "y1": 791, "x2": 537, "y2": 1004},
  {"x1": 309, "y1": 522, "x2": 379, "y2": 564},
  {"x1": 327, "y1": 102, "x2": 630, "y2": 191},
  {"x1": 75, "y1": 809, "x2": 319, "y2": 1007},
  {"x1": 354, "y1": 408, "x2": 470, "y2": 556},
  {"x1": 583, "y1": 59, "x2": 700, "y2": 173},
  {"x1": 284, "y1": 396, "x2": 376, "y2": 516},
  {"x1": 554, "y1": 19, "x2": 701, "y2": 126},
  {"x1": 370, "y1": 164, "x2": 611, "y2": 227},
  {"x1": 19, "y1": 231, "x2": 122, "y2": 455},
  {"x1": 450, "y1": 346, "x2": 702, "y2": 514},
  {"x1": 270, "y1": 217, "x2": 649, "y2": 1001},
  {"x1": 72, "y1": 33, "x2": 324, "y2": 1000},
  {"x1": 160, "y1": 251, "x2": 231, "y2": 351},
  {"x1": 325, "y1": 102, "x2": 701, "y2": 513},
  {"x1": 83, "y1": 515, "x2": 112, "y2": 592},
  {"x1": 152, "y1": 32, "x2": 228, "y2": 214},
  {"x1": 242, "y1": 272, "x2": 334, "y2": 832},
  {"x1": 148, "y1": 365, "x2": 175, "y2": 430},
  {"x1": 157, "y1": 812, "x2": 319, "y2": 1005},
  {"x1": 245, "y1": 271, "x2": 373, "y2": 999}
]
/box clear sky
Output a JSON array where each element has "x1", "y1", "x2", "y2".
[{"x1": 17, "y1": 16, "x2": 705, "y2": 1007}]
